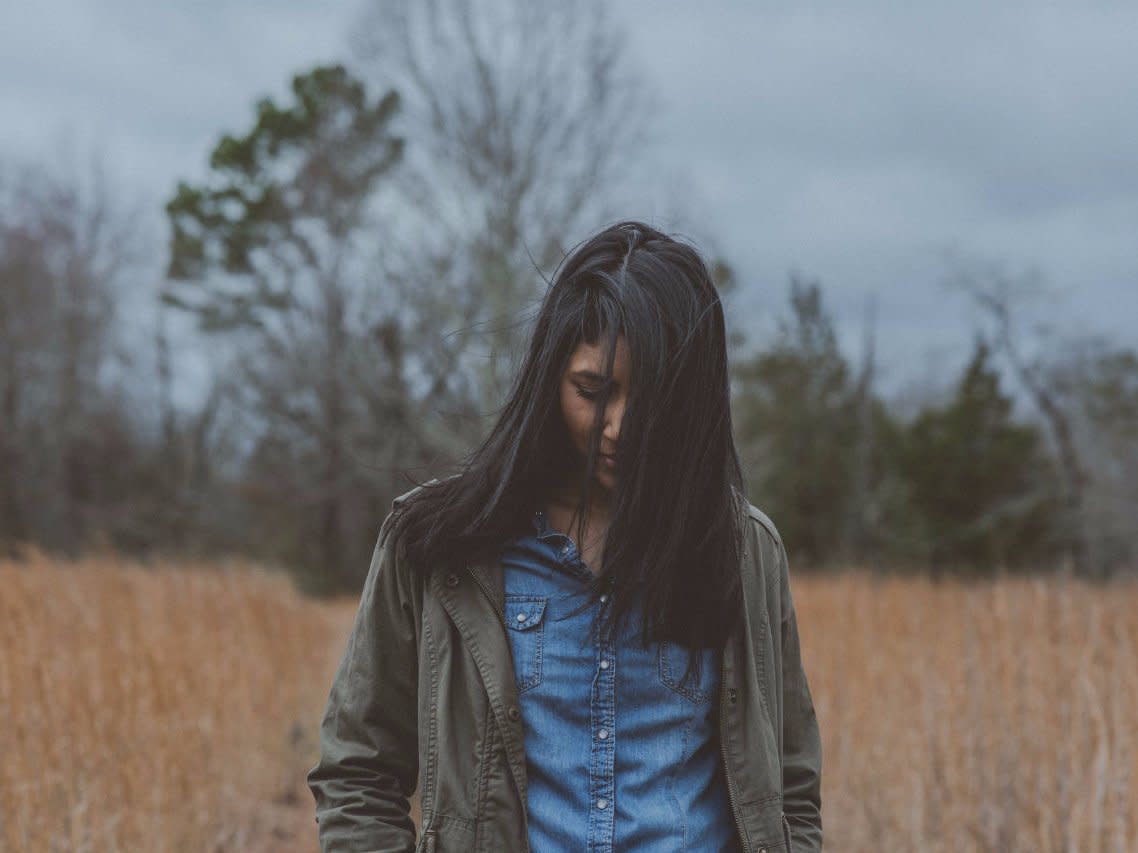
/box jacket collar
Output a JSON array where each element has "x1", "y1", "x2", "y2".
[{"x1": 468, "y1": 557, "x2": 505, "y2": 616}]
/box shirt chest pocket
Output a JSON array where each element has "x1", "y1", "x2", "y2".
[
  {"x1": 657, "y1": 641, "x2": 719, "y2": 704},
  {"x1": 504, "y1": 595, "x2": 547, "y2": 694}
]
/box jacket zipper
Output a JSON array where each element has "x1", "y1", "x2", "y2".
[
  {"x1": 464, "y1": 564, "x2": 531, "y2": 853},
  {"x1": 719, "y1": 654, "x2": 748, "y2": 851},
  {"x1": 424, "y1": 827, "x2": 437, "y2": 853}
]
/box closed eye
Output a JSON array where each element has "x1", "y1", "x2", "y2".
[{"x1": 574, "y1": 384, "x2": 599, "y2": 401}]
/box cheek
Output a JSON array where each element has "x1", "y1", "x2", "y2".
[
  {"x1": 558, "y1": 386, "x2": 573, "y2": 432},
  {"x1": 560, "y1": 389, "x2": 592, "y2": 445}
]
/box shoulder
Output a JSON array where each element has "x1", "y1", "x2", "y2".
[
  {"x1": 367, "y1": 480, "x2": 455, "y2": 603},
  {"x1": 386, "y1": 474, "x2": 461, "y2": 538},
  {"x1": 381, "y1": 474, "x2": 463, "y2": 582},
  {"x1": 738, "y1": 497, "x2": 786, "y2": 564},
  {"x1": 737, "y1": 500, "x2": 791, "y2": 626},
  {"x1": 731, "y1": 485, "x2": 783, "y2": 550},
  {"x1": 742, "y1": 501, "x2": 783, "y2": 550},
  {"x1": 391, "y1": 473, "x2": 460, "y2": 509}
]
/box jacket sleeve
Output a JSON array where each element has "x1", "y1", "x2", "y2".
[
  {"x1": 778, "y1": 538, "x2": 823, "y2": 852},
  {"x1": 306, "y1": 511, "x2": 420, "y2": 853}
]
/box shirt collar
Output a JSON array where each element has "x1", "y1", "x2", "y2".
[
  {"x1": 531, "y1": 508, "x2": 557, "y2": 539},
  {"x1": 531, "y1": 509, "x2": 590, "y2": 577}
]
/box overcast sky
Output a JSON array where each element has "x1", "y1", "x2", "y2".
[{"x1": 3, "y1": 1, "x2": 1135, "y2": 400}]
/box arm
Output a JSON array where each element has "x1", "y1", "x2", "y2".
[
  {"x1": 306, "y1": 512, "x2": 420, "y2": 853},
  {"x1": 778, "y1": 539, "x2": 823, "y2": 851}
]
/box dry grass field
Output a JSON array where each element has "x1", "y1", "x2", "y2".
[
  {"x1": 804, "y1": 570, "x2": 1138, "y2": 853},
  {"x1": 0, "y1": 550, "x2": 355, "y2": 853},
  {"x1": 2, "y1": 553, "x2": 1136, "y2": 852}
]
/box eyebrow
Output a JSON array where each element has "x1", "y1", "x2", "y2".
[{"x1": 570, "y1": 370, "x2": 615, "y2": 383}]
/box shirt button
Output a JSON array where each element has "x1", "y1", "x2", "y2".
[
  {"x1": 445, "y1": 573, "x2": 459, "y2": 587},
  {"x1": 516, "y1": 612, "x2": 527, "y2": 622},
  {"x1": 597, "y1": 728, "x2": 609, "y2": 740},
  {"x1": 596, "y1": 798, "x2": 607, "y2": 809},
  {"x1": 599, "y1": 660, "x2": 610, "y2": 670},
  {"x1": 507, "y1": 705, "x2": 521, "y2": 722},
  {"x1": 599, "y1": 594, "x2": 608, "y2": 603}
]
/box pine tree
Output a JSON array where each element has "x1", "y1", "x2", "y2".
[{"x1": 899, "y1": 339, "x2": 1059, "y2": 574}]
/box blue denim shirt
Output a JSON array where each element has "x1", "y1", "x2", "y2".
[{"x1": 499, "y1": 509, "x2": 740, "y2": 852}]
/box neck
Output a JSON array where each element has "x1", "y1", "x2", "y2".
[{"x1": 549, "y1": 482, "x2": 613, "y2": 520}]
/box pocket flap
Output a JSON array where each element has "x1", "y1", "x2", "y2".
[{"x1": 505, "y1": 595, "x2": 547, "y2": 631}]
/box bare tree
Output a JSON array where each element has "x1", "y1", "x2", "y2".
[
  {"x1": 164, "y1": 66, "x2": 413, "y2": 587},
  {"x1": 845, "y1": 294, "x2": 880, "y2": 557},
  {"x1": 0, "y1": 152, "x2": 141, "y2": 554},
  {"x1": 1044, "y1": 337, "x2": 1138, "y2": 577},
  {"x1": 351, "y1": 0, "x2": 650, "y2": 429},
  {"x1": 943, "y1": 256, "x2": 1092, "y2": 575}
]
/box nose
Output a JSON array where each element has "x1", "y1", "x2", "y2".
[{"x1": 603, "y1": 396, "x2": 624, "y2": 447}]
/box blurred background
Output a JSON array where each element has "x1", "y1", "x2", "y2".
[{"x1": 2, "y1": 2, "x2": 1136, "y2": 852}]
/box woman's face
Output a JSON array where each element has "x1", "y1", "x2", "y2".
[{"x1": 559, "y1": 335, "x2": 630, "y2": 495}]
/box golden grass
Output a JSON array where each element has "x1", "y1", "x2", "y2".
[
  {"x1": 796, "y1": 570, "x2": 1138, "y2": 853},
  {"x1": 3, "y1": 552, "x2": 1135, "y2": 852},
  {"x1": 0, "y1": 549, "x2": 354, "y2": 853}
]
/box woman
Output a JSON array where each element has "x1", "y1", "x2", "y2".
[{"x1": 307, "y1": 221, "x2": 823, "y2": 852}]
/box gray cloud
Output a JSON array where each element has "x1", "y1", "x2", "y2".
[
  {"x1": 1, "y1": 0, "x2": 350, "y2": 202},
  {"x1": 3, "y1": 1, "x2": 1134, "y2": 397},
  {"x1": 608, "y1": 2, "x2": 1138, "y2": 389}
]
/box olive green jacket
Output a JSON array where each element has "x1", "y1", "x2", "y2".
[{"x1": 307, "y1": 482, "x2": 823, "y2": 852}]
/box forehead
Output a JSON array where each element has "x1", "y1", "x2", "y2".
[{"x1": 566, "y1": 336, "x2": 630, "y2": 377}]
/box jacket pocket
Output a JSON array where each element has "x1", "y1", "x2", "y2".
[
  {"x1": 504, "y1": 594, "x2": 547, "y2": 694},
  {"x1": 738, "y1": 796, "x2": 789, "y2": 852},
  {"x1": 657, "y1": 641, "x2": 717, "y2": 703}
]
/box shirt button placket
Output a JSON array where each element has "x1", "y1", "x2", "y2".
[{"x1": 588, "y1": 639, "x2": 616, "y2": 851}]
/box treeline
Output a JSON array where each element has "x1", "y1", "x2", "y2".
[
  {"x1": 732, "y1": 280, "x2": 1137, "y2": 578},
  {"x1": 2, "y1": 0, "x2": 650, "y2": 593},
  {"x1": 2, "y1": 0, "x2": 1135, "y2": 588}
]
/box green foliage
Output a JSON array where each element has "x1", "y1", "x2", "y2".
[
  {"x1": 732, "y1": 279, "x2": 1065, "y2": 576},
  {"x1": 733, "y1": 278, "x2": 867, "y2": 565},
  {"x1": 898, "y1": 339, "x2": 1059, "y2": 573},
  {"x1": 164, "y1": 64, "x2": 403, "y2": 329}
]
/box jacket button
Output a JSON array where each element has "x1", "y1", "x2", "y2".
[
  {"x1": 445, "y1": 573, "x2": 459, "y2": 587},
  {"x1": 507, "y1": 705, "x2": 521, "y2": 722},
  {"x1": 728, "y1": 688, "x2": 738, "y2": 704}
]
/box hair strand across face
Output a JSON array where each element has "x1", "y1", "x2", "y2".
[{"x1": 389, "y1": 220, "x2": 747, "y2": 654}]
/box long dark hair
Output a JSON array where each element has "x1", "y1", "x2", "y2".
[{"x1": 389, "y1": 220, "x2": 746, "y2": 650}]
